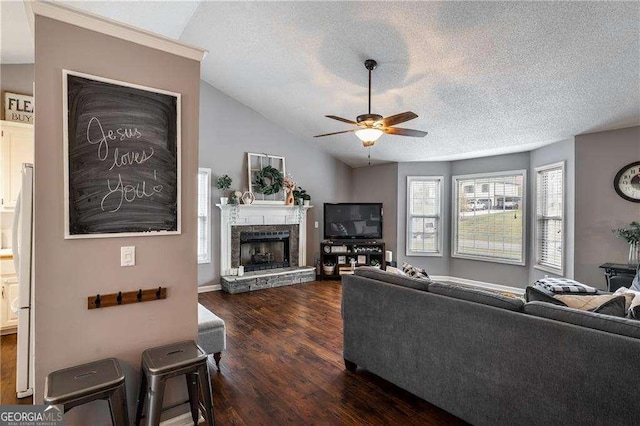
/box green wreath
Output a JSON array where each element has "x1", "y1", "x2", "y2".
[{"x1": 253, "y1": 165, "x2": 284, "y2": 195}]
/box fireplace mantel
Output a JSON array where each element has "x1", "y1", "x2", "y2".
[{"x1": 217, "y1": 204, "x2": 312, "y2": 277}]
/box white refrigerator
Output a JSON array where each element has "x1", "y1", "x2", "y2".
[{"x1": 12, "y1": 163, "x2": 34, "y2": 398}]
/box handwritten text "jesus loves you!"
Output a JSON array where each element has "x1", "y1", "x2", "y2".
[{"x1": 86, "y1": 116, "x2": 163, "y2": 212}]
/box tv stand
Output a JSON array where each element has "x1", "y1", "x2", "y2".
[{"x1": 320, "y1": 241, "x2": 386, "y2": 280}]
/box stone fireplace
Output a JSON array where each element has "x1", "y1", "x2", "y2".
[{"x1": 217, "y1": 204, "x2": 312, "y2": 280}]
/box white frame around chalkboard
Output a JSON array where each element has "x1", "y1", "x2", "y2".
[
  {"x1": 62, "y1": 69, "x2": 181, "y2": 239},
  {"x1": 247, "y1": 153, "x2": 286, "y2": 204}
]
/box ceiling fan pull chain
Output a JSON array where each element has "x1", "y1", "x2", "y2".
[{"x1": 368, "y1": 147, "x2": 371, "y2": 166}]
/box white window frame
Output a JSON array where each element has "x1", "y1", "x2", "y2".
[
  {"x1": 534, "y1": 161, "x2": 565, "y2": 275},
  {"x1": 452, "y1": 169, "x2": 527, "y2": 266},
  {"x1": 406, "y1": 176, "x2": 443, "y2": 256},
  {"x1": 197, "y1": 168, "x2": 212, "y2": 264}
]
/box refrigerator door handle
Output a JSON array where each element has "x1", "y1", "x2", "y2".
[{"x1": 12, "y1": 190, "x2": 21, "y2": 276}]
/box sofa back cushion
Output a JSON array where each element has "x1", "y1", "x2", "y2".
[
  {"x1": 525, "y1": 301, "x2": 640, "y2": 340},
  {"x1": 428, "y1": 282, "x2": 524, "y2": 312},
  {"x1": 354, "y1": 266, "x2": 430, "y2": 291}
]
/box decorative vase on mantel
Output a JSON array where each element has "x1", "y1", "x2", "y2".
[
  {"x1": 285, "y1": 190, "x2": 294, "y2": 206},
  {"x1": 629, "y1": 242, "x2": 640, "y2": 266}
]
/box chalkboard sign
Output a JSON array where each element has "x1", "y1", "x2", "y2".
[{"x1": 63, "y1": 70, "x2": 181, "y2": 239}]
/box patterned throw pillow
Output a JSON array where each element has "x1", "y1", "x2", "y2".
[
  {"x1": 534, "y1": 277, "x2": 598, "y2": 294},
  {"x1": 402, "y1": 262, "x2": 431, "y2": 281}
]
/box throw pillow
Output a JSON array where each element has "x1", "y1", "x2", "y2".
[
  {"x1": 385, "y1": 266, "x2": 406, "y2": 276},
  {"x1": 526, "y1": 286, "x2": 567, "y2": 306},
  {"x1": 554, "y1": 294, "x2": 627, "y2": 317},
  {"x1": 612, "y1": 287, "x2": 640, "y2": 319},
  {"x1": 631, "y1": 266, "x2": 640, "y2": 292},
  {"x1": 402, "y1": 262, "x2": 431, "y2": 281},
  {"x1": 534, "y1": 277, "x2": 598, "y2": 294},
  {"x1": 526, "y1": 286, "x2": 627, "y2": 317}
]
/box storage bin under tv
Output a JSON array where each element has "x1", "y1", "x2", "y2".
[{"x1": 320, "y1": 241, "x2": 386, "y2": 280}]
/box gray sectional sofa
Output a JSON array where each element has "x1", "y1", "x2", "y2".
[{"x1": 342, "y1": 267, "x2": 640, "y2": 426}]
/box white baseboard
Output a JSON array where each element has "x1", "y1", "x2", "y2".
[
  {"x1": 160, "y1": 411, "x2": 204, "y2": 426},
  {"x1": 431, "y1": 276, "x2": 525, "y2": 296},
  {"x1": 198, "y1": 284, "x2": 221, "y2": 293}
]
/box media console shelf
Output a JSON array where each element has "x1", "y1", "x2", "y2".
[{"x1": 320, "y1": 241, "x2": 386, "y2": 280}]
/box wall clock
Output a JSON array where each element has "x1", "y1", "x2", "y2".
[{"x1": 613, "y1": 161, "x2": 640, "y2": 203}]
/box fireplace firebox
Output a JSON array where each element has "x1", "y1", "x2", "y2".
[{"x1": 240, "y1": 231, "x2": 290, "y2": 272}]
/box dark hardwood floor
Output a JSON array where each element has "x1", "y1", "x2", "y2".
[
  {"x1": 0, "y1": 281, "x2": 466, "y2": 424},
  {"x1": 0, "y1": 333, "x2": 33, "y2": 405},
  {"x1": 199, "y1": 280, "x2": 466, "y2": 425}
]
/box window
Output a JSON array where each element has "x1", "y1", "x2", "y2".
[
  {"x1": 197, "y1": 168, "x2": 211, "y2": 264},
  {"x1": 453, "y1": 170, "x2": 526, "y2": 265},
  {"x1": 407, "y1": 176, "x2": 443, "y2": 256},
  {"x1": 535, "y1": 162, "x2": 564, "y2": 274}
]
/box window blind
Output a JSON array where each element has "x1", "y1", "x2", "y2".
[
  {"x1": 407, "y1": 177, "x2": 442, "y2": 255},
  {"x1": 197, "y1": 168, "x2": 211, "y2": 264},
  {"x1": 536, "y1": 164, "x2": 564, "y2": 272},
  {"x1": 453, "y1": 171, "x2": 526, "y2": 264}
]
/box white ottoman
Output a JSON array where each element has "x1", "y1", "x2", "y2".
[{"x1": 197, "y1": 303, "x2": 226, "y2": 371}]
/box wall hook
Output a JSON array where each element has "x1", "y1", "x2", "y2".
[{"x1": 88, "y1": 286, "x2": 167, "y2": 310}]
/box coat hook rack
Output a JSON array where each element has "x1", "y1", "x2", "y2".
[{"x1": 88, "y1": 286, "x2": 167, "y2": 310}]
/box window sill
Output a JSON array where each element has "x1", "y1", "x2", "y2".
[
  {"x1": 452, "y1": 252, "x2": 525, "y2": 267},
  {"x1": 405, "y1": 251, "x2": 443, "y2": 257}
]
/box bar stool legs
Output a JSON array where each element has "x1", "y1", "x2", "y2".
[
  {"x1": 108, "y1": 384, "x2": 130, "y2": 426},
  {"x1": 186, "y1": 373, "x2": 199, "y2": 424},
  {"x1": 134, "y1": 365, "x2": 147, "y2": 426},
  {"x1": 146, "y1": 375, "x2": 166, "y2": 426},
  {"x1": 197, "y1": 363, "x2": 215, "y2": 426}
]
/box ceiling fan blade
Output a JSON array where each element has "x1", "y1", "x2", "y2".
[
  {"x1": 383, "y1": 127, "x2": 428, "y2": 137},
  {"x1": 326, "y1": 115, "x2": 357, "y2": 125},
  {"x1": 314, "y1": 129, "x2": 357, "y2": 138},
  {"x1": 381, "y1": 111, "x2": 418, "y2": 127}
]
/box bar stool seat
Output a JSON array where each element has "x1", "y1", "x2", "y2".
[
  {"x1": 44, "y1": 358, "x2": 129, "y2": 426},
  {"x1": 135, "y1": 340, "x2": 214, "y2": 426}
]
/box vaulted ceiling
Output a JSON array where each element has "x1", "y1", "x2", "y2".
[{"x1": 2, "y1": 1, "x2": 639, "y2": 167}]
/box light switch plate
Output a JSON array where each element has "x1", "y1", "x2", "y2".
[
  {"x1": 121, "y1": 246, "x2": 135, "y2": 267},
  {"x1": 314, "y1": 221, "x2": 319, "y2": 229}
]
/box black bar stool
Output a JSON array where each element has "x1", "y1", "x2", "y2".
[
  {"x1": 44, "y1": 358, "x2": 129, "y2": 426},
  {"x1": 135, "y1": 340, "x2": 214, "y2": 426}
]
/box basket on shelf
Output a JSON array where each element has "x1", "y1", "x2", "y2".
[{"x1": 322, "y1": 264, "x2": 335, "y2": 275}]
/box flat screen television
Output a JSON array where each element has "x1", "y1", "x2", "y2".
[{"x1": 324, "y1": 203, "x2": 383, "y2": 240}]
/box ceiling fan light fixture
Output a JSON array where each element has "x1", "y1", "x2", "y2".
[{"x1": 355, "y1": 128, "x2": 383, "y2": 144}]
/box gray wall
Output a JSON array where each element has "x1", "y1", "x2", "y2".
[
  {"x1": 397, "y1": 161, "x2": 451, "y2": 276},
  {"x1": 34, "y1": 15, "x2": 200, "y2": 423},
  {"x1": 529, "y1": 138, "x2": 576, "y2": 283},
  {"x1": 0, "y1": 64, "x2": 34, "y2": 98},
  {"x1": 352, "y1": 163, "x2": 398, "y2": 260},
  {"x1": 575, "y1": 126, "x2": 640, "y2": 288},
  {"x1": 449, "y1": 153, "x2": 531, "y2": 287},
  {"x1": 198, "y1": 80, "x2": 352, "y2": 286}
]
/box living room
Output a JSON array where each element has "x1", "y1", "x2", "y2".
[{"x1": 1, "y1": 1, "x2": 639, "y2": 425}]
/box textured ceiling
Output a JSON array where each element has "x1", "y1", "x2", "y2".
[{"x1": 2, "y1": 1, "x2": 639, "y2": 167}]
